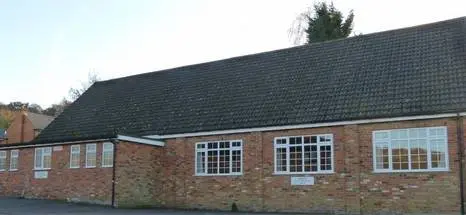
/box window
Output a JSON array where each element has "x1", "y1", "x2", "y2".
[
  {"x1": 373, "y1": 127, "x2": 448, "y2": 172},
  {"x1": 102, "y1": 142, "x2": 114, "y2": 167},
  {"x1": 10, "y1": 150, "x2": 19, "y2": 171},
  {"x1": 86, "y1": 144, "x2": 97, "y2": 168},
  {"x1": 195, "y1": 140, "x2": 242, "y2": 175},
  {"x1": 274, "y1": 134, "x2": 333, "y2": 174},
  {"x1": 34, "y1": 147, "x2": 52, "y2": 170},
  {"x1": 70, "y1": 145, "x2": 80, "y2": 168},
  {"x1": 0, "y1": 151, "x2": 6, "y2": 171}
]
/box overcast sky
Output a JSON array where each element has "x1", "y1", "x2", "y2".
[{"x1": 1, "y1": 0, "x2": 465, "y2": 108}]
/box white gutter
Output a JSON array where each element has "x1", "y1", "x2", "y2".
[
  {"x1": 146, "y1": 113, "x2": 462, "y2": 139},
  {"x1": 116, "y1": 135, "x2": 165, "y2": 147}
]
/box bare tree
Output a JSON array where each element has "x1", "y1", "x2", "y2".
[{"x1": 69, "y1": 72, "x2": 100, "y2": 101}]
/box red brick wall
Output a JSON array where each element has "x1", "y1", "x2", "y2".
[
  {"x1": 4, "y1": 112, "x2": 35, "y2": 144},
  {"x1": 114, "y1": 141, "x2": 165, "y2": 207},
  {"x1": 0, "y1": 118, "x2": 464, "y2": 214},
  {"x1": 137, "y1": 118, "x2": 462, "y2": 214},
  {"x1": 0, "y1": 142, "x2": 113, "y2": 204}
]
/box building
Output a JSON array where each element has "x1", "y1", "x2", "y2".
[
  {"x1": 2, "y1": 111, "x2": 54, "y2": 144},
  {"x1": 0, "y1": 128, "x2": 6, "y2": 144},
  {"x1": 0, "y1": 17, "x2": 466, "y2": 214}
]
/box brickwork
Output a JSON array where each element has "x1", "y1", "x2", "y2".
[
  {"x1": 0, "y1": 118, "x2": 464, "y2": 214},
  {"x1": 0, "y1": 142, "x2": 113, "y2": 204},
  {"x1": 5, "y1": 112, "x2": 35, "y2": 144},
  {"x1": 140, "y1": 118, "x2": 462, "y2": 214}
]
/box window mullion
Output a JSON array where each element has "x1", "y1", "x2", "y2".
[
  {"x1": 317, "y1": 141, "x2": 321, "y2": 172},
  {"x1": 407, "y1": 137, "x2": 411, "y2": 170},
  {"x1": 217, "y1": 148, "x2": 220, "y2": 175},
  {"x1": 229, "y1": 147, "x2": 233, "y2": 174},
  {"x1": 388, "y1": 133, "x2": 393, "y2": 171},
  {"x1": 301, "y1": 137, "x2": 305, "y2": 173},
  {"x1": 286, "y1": 139, "x2": 290, "y2": 173},
  {"x1": 427, "y1": 136, "x2": 432, "y2": 170}
]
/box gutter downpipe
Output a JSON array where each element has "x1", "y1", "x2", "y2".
[
  {"x1": 110, "y1": 139, "x2": 119, "y2": 208},
  {"x1": 457, "y1": 113, "x2": 465, "y2": 215}
]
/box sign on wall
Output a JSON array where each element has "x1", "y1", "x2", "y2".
[
  {"x1": 53, "y1": 146, "x2": 63, "y2": 151},
  {"x1": 291, "y1": 176, "x2": 315, "y2": 185},
  {"x1": 34, "y1": 171, "x2": 48, "y2": 179}
]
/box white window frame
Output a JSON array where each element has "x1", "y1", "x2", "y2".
[
  {"x1": 34, "y1": 147, "x2": 52, "y2": 170},
  {"x1": 69, "y1": 145, "x2": 80, "y2": 169},
  {"x1": 273, "y1": 134, "x2": 334, "y2": 175},
  {"x1": 0, "y1": 151, "x2": 6, "y2": 171},
  {"x1": 85, "y1": 144, "x2": 97, "y2": 168},
  {"x1": 9, "y1": 150, "x2": 19, "y2": 171},
  {"x1": 195, "y1": 140, "x2": 243, "y2": 176},
  {"x1": 372, "y1": 126, "x2": 449, "y2": 173},
  {"x1": 101, "y1": 142, "x2": 114, "y2": 168}
]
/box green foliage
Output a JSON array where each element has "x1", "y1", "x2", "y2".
[
  {"x1": 290, "y1": 2, "x2": 354, "y2": 44},
  {"x1": 0, "y1": 115, "x2": 9, "y2": 129}
]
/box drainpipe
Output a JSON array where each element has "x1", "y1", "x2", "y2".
[
  {"x1": 110, "y1": 139, "x2": 119, "y2": 208},
  {"x1": 457, "y1": 113, "x2": 465, "y2": 215}
]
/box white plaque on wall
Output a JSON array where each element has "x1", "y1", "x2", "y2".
[
  {"x1": 53, "y1": 146, "x2": 63, "y2": 151},
  {"x1": 34, "y1": 171, "x2": 48, "y2": 179},
  {"x1": 291, "y1": 176, "x2": 315, "y2": 185}
]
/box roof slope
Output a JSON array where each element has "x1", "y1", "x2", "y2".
[
  {"x1": 27, "y1": 112, "x2": 54, "y2": 130},
  {"x1": 35, "y1": 17, "x2": 466, "y2": 144}
]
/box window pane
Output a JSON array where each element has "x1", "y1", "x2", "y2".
[
  {"x1": 375, "y1": 144, "x2": 390, "y2": 169},
  {"x1": 43, "y1": 154, "x2": 51, "y2": 169},
  {"x1": 196, "y1": 151, "x2": 205, "y2": 174},
  {"x1": 0, "y1": 151, "x2": 6, "y2": 170},
  {"x1": 35, "y1": 149, "x2": 42, "y2": 169},
  {"x1": 289, "y1": 146, "x2": 302, "y2": 172},
  {"x1": 207, "y1": 150, "x2": 218, "y2": 174},
  {"x1": 275, "y1": 148, "x2": 287, "y2": 172},
  {"x1": 392, "y1": 140, "x2": 409, "y2": 170},
  {"x1": 320, "y1": 145, "x2": 332, "y2": 171},
  {"x1": 431, "y1": 139, "x2": 447, "y2": 168},
  {"x1": 410, "y1": 139, "x2": 428, "y2": 169},
  {"x1": 218, "y1": 150, "x2": 230, "y2": 173},
  {"x1": 375, "y1": 132, "x2": 389, "y2": 141},
  {"x1": 232, "y1": 150, "x2": 241, "y2": 173}
]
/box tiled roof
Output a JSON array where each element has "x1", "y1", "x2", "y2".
[{"x1": 33, "y1": 17, "x2": 466, "y2": 144}]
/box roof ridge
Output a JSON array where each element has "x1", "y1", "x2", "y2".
[{"x1": 95, "y1": 16, "x2": 466, "y2": 85}]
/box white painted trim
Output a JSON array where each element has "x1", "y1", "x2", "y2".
[
  {"x1": 117, "y1": 135, "x2": 165, "y2": 147},
  {"x1": 372, "y1": 126, "x2": 449, "y2": 173},
  {"x1": 69, "y1": 145, "x2": 80, "y2": 169},
  {"x1": 9, "y1": 150, "x2": 19, "y2": 171},
  {"x1": 85, "y1": 143, "x2": 97, "y2": 168},
  {"x1": 101, "y1": 142, "x2": 114, "y2": 168},
  {"x1": 273, "y1": 134, "x2": 334, "y2": 175},
  {"x1": 194, "y1": 140, "x2": 243, "y2": 176},
  {"x1": 145, "y1": 113, "x2": 460, "y2": 139}
]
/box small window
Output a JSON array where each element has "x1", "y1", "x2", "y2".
[
  {"x1": 70, "y1": 145, "x2": 80, "y2": 168},
  {"x1": 0, "y1": 151, "x2": 6, "y2": 171},
  {"x1": 195, "y1": 140, "x2": 242, "y2": 176},
  {"x1": 85, "y1": 144, "x2": 97, "y2": 168},
  {"x1": 34, "y1": 147, "x2": 52, "y2": 170},
  {"x1": 102, "y1": 142, "x2": 114, "y2": 167},
  {"x1": 10, "y1": 150, "x2": 19, "y2": 171},
  {"x1": 373, "y1": 127, "x2": 448, "y2": 172},
  {"x1": 274, "y1": 134, "x2": 334, "y2": 174}
]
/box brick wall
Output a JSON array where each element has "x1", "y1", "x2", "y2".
[
  {"x1": 4, "y1": 112, "x2": 35, "y2": 144},
  {"x1": 114, "y1": 141, "x2": 165, "y2": 207},
  {"x1": 0, "y1": 142, "x2": 113, "y2": 204},
  {"x1": 131, "y1": 118, "x2": 462, "y2": 214},
  {"x1": 0, "y1": 118, "x2": 464, "y2": 214}
]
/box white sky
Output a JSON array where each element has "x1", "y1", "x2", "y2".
[{"x1": 1, "y1": 0, "x2": 465, "y2": 108}]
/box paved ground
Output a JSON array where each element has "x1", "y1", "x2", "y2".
[{"x1": 0, "y1": 197, "x2": 296, "y2": 215}]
